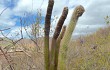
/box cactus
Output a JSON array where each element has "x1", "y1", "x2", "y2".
[
  {"x1": 59, "y1": 5, "x2": 85, "y2": 70},
  {"x1": 50, "y1": 7, "x2": 68, "y2": 70},
  {"x1": 44, "y1": 0, "x2": 54, "y2": 70},
  {"x1": 44, "y1": 1, "x2": 85, "y2": 70},
  {"x1": 54, "y1": 26, "x2": 66, "y2": 70}
]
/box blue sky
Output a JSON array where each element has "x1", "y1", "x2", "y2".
[{"x1": 0, "y1": 0, "x2": 110, "y2": 39}]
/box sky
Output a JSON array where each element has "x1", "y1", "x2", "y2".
[{"x1": 0, "y1": 0, "x2": 110, "y2": 39}]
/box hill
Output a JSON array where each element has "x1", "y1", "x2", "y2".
[
  {"x1": 0, "y1": 26, "x2": 110, "y2": 70},
  {"x1": 67, "y1": 26, "x2": 110, "y2": 70}
]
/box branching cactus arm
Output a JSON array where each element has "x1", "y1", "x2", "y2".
[
  {"x1": 50, "y1": 7, "x2": 68, "y2": 70},
  {"x1": 44, "y1": 0, "x2": 54, "y2": 70},
  {"x1": 59, "y1": 5, "x2": 85, "y2": 70},
  {"x1": 54, "y1": 26, "x2": 66, "y2": 70}
]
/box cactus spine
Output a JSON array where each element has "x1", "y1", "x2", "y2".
[{"x1": 59, "y1": 5, "x2": 85, "y2": 70}]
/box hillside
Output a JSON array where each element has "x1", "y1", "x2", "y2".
[
  {"x1": 0, "y1": 26, "x2": 110, "y2": 70},
  {"x1": 67, "y1": 26, "x2": 110, "y2": 70}
]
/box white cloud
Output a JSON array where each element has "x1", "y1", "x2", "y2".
[
  {"x1": 0, "y1": 0, "x2": 110, "y2": 39},
  {"x1": 0, "y1": 6, "x2": 16, "y2": 28},
  {"x1": 13, "y1": 0, "x2": 48, "y2": 16},
  {"x1": 73, "y1": 0, "x2": 110, "y2": 37}
]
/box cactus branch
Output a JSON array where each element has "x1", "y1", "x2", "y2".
[
  {"x1": 59, "y1": 5, "x2": 85, "y2": 70},
  {"x1": 44, "y1": 0, "x2": 54, "y2": 70},
  {"x1": 54, "y1": 26, "x2": 66, "y2": 70},
  {"x1": 50, "y1": 7, "x2": 68, "y2": 70}
]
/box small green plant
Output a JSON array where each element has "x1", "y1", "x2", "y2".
[{"x1": 104, "y1": 15, "x2": 110, "y2": 24}]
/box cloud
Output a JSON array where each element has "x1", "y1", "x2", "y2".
[
  {"x1": 13, "y1": 0, "x2": 48, "y2": 17},
  {"x1": 0, "y1": 6, "x2": 16, "y2": 29},
  {"x1": 70, "y1": 0, "x2": 110, "y2": 37},
  {"x1": 0, "y1": 0, "x2": 110, "y2": 39},
  {"x1": 49, "y1": 0, "x2": 110, "y2": 38}
]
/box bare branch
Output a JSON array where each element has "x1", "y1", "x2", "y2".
[
  {"x1": 0, "y1": 7, "x2": 8, "y2": 16},
  {"x1": 20, "y1": 18, "x2": 24, "y2": 39},
  {"x1": 0, "y1": 28, "x2": 11, "y2": 31},
  {"x1": 0, "y1": 47, "x2": 14, "y2": 70}
]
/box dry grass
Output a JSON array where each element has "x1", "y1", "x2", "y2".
[
  {"x1": 67, "y1": 26, "x2": 110, "y2": 70},
  {"x1": 0, "y1": 38, "x2": 44, "y2": 70},
  {"x1": 0, "y1": 26, "x2": 110, "y2": 70}
]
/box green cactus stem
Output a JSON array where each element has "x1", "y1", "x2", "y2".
[
  {"x1": 50, "y1": 7, "x2": 68, "y2": 70},
  {"x1": 44, "y1": 0, "x2": 54, "y2": 70},
  {"x1": 54, "y1": 26, "x2": 66, "y2": 70},
  {"x1": 59, "y1": 5, "x2": 85, "y2": 70}
]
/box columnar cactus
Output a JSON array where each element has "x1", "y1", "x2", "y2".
[
  {"x1": 54, "y1": 26, "x2": 66, "y2": 70},
  {"x1": 44, "y1": 1, "x2": 85, "y2": 70},
  {"x1": 50, "y1": 7, "x2": 68, "y2": 70},
  {"x1": 44, "y1": 0, "x2": 54, "y2": 70},
  {"x1": 59, "y1": 5, "x2": 85, "y2": 70}
]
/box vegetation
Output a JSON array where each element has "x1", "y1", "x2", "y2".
[
  {"x1": 67, "y1": 26, "x2": 110, "y2": 70},
  {"x1": 59, "y1": 5, "x2": 85, "y2": 70},
  {"x1": 1, "y1": 23, "x2": 110, "y2": 70},
  {"x1": 0, "y1": 0, "x2": 110, "y2": 70}
]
